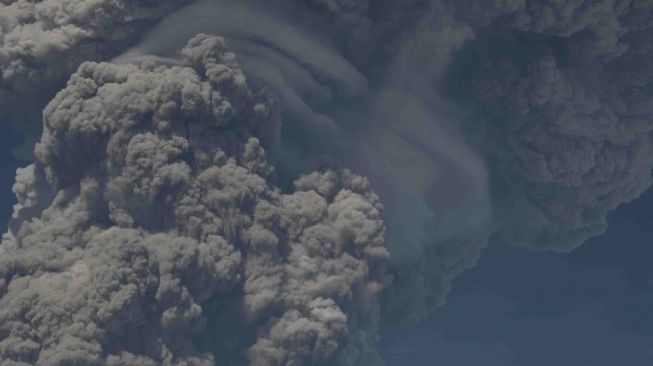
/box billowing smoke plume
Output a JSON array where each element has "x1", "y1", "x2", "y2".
[
  {"x1": 1, "y1": 0, "x2": 652, "y2": 365},
  {"x1": 113, "y1": 0, "x2": 494, "y2": 329},
  {"x1": 0, "y1": 0, "x2": 191, "y2": 157},
  {"x1": 446, "y1": 0, "x2": 653, "y2": 251},
  {"x1": 0, "y1": 0, "x2": 195, "y2": 100},
  {"x1": 0, "y1": 35, "x2": 389, "y2": 365}
]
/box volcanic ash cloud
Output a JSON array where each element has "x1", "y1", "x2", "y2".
[
  {"x1": 446, "y1": 0, "x2": 653, "y2": 251},
  {"x1": 0, "y1": 34, "x2": 389, "y2": 366}
]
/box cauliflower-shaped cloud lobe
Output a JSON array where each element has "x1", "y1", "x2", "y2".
[
  {"x1": 0, "y1": 0, "x2": 193, "y2": 159},
  {"x1": 0, "y1": 0, "x2": 190, "y2": 102},
  {"x1": 446, "y1": 0, "x2": 653, "y2": 250},
  {"x1": 1, "y1": 1, "x2": 653, "y2": 364},
  {"x1": 0, "y1": 34, "x2": 389, "y2": 366}
]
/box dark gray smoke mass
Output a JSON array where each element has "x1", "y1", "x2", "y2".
[
  {"x1": 0, "y1": 35, "x2": 389, "y2": 365},
  {"x1": 0, "y1": 0, "x2": 192, "y2": 158},
  {"x1": 446, "y1": 0, "x2": 653, "y2": 251},
  {"x1": 113, "y1": 0, "x2": 494, "y2": 330},
  {"x1": 0, "y1": 0, "x2": 652, "y2": 365},
  {"x1": 0, "y1": 0, "x2": 200, "y2": 100}
]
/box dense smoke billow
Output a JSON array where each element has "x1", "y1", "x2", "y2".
[
  {"x1": 0, "y1": 0, "x2": 195, "y2": 157},
  {"x1": 1, "y1": 34, "x2": 389, "y2": 365},
  {"x1": 0, "y1": 0, "x2": 651, "y2": 365},
  {"x1": 445, "y1": 0, "x2": 653, "y2": 252}
]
